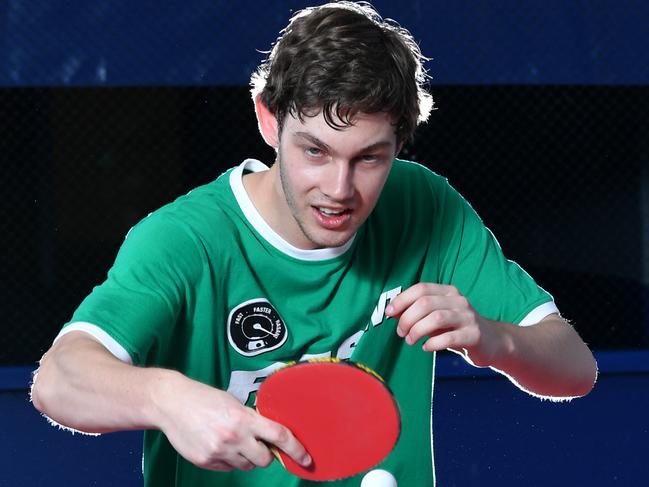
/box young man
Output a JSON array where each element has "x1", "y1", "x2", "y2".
[{"x1": 31, "y1": 2, "x2": 597, "y2": 486}]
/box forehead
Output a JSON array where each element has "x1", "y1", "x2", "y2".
[{"x1": 283, "y1": 111, "x2": 398, "y2": 150}]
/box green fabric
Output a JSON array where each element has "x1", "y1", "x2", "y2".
[{"x1": 66, "y1": 159, "x2": 553, "y2": 486}]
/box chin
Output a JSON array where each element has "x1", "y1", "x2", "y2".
[
  {"x1": 309, "y1": 232, "x2": 354, "y2": 249},
  {"x1": 295, "y1": 211, "x2": 359, "y2": 249}
]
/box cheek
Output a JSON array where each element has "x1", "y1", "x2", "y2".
[
  {"x1": 285, "y1": 161, "x2": 322, "y2": 190},
  {"x1": 281, "y1": 156, "x2": 318, "y2": 196},
  {"x1": 357, "y1": 170, "x2": 391, "y2": 204}
]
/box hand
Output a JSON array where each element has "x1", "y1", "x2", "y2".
[
  {"x1": 155, "y1": 374, "x2": 311, "y2": 472},
  {"x1": 385, "y1": 282, "x2": 506, "y2": 367}
]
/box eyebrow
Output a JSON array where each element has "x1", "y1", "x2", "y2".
[{"x1": 292, "y1": 131, "x2": 394, "y2": 153}]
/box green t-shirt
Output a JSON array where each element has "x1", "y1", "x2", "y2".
[{"x1": 62, "y1": 158, "x2": 555, "y2": 486}]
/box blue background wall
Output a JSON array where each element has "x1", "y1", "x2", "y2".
[
  {"x1": 1, "y1": 0, "x2": 648, "y2": 87},
  {"x1": 2, "y1": 1, "x2": 648, "y2": 485}
]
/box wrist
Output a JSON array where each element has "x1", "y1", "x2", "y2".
[
  {"x1": 486, "y1": 320, "x2": 516, "y2": 369},
  {"x1": 147, "y1": 368, "x2": 185, "y2": 432}
]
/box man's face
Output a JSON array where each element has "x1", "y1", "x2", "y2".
[{"x1": 274, "y1": 110, "x2": 399, "y2": 250}]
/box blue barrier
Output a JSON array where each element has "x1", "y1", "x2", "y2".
[
  {"x1": 3, "y1": 350, "x2": 647, "y2": 391},
  {"x1": 2, "y1": 353, "x2": 647, "y2": 486}
]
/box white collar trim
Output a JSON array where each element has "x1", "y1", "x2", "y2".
[{"x1": 229, "y1": 159, "x2": 356, "y2": 261}]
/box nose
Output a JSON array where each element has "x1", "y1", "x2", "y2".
[{"x1": 322, "y1": 159, "x2": 354, "y2": 201}]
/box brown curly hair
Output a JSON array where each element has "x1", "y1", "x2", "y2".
[{"x1": 250, "y1": 1, "x2": 433, "y2": 143}]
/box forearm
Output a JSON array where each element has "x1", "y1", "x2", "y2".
[
  {"x1": 488, "y1": 317, "x2": 597, "y2": 398},
  {"x1": 32, "y1": 331, "x2": 312, "y2": 471},
  {"x1": 31, "y1": 332, "x2": 179, "y2": 434}
]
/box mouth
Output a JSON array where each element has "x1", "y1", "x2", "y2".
[
  {"x1": 312, "y1": 206, "x2": 353, "y2": 230},
  {"x1": 318, "y1": 207, "x2": 347, "y2": 216}
]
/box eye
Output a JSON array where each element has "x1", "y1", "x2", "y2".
[
  {"x1": 305, "y1": 147, "x2": 323, "y2": 157},
  {"x1": 359, "y1": 154, "x2": 380, "y2": 163}
]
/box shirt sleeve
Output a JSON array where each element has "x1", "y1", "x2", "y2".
[
  {"x1": 435, "y1": 179, "x2": 555, "y2": 325},
  {"x1": 62, "y1": 212, "x2": 204, "y2": 365}
]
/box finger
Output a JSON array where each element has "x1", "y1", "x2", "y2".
[
  {"x1": 395, "y1": 294, "x2": 462, "y2": 338},
  {"x1": 255, "y1": 417, "x2": 311, "y2": 467},
  {"x1": 241, "y1": 439, "x2": 276, "y2": 468},
  {"x1": 404, "y1": 309, "x2": 459, "y2": 345},
  {"x1": 204, "y1": 460, "x2": 237, "y2": 472},
  {"x1": 397, "y1": 294, "x2": 470, "y2": 340},
  {"x1": 421, "y1": 329, "x2": 466, "y2": 353},
  {"x1": 209, "y1": 455, "x2": 255, "y2": 472},
  {"x1": 386, "y1": 283, "x2": 459, "y2": 318},
  {"x1": 232, "y1": 455, "x2": 257, "y2": 471}
]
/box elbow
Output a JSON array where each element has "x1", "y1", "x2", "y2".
[
  {"x1": 557, "y1": 331, "x2": 599, "y2": 399},
  {"x1": 30, "y1": 359, "x2": 53, "y2": 415},
  {"x1": 517, "y1": 353, "x2": 598, "y2": 401},
  {"x1": 30, "y1": 350, "x2": 63, "y2": 418},
  {"x1": 574, "y1": 354, "x2": 598, "y2": 397},
  {"x1": 567, "y1": 377, "x2": 595, "y2": 399},
  {"x1": 554, "y1": 353, "x2": 598, "y2": 400},
  {"x1": 30, "y1": 379, "x2": 44, "y2": 412}
]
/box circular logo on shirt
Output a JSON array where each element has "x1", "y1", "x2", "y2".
[{"x1": 227, "y1": 298, "x2": 288, "y2": 356}]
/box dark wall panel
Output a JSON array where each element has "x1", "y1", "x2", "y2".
[{"x1": 2, "y1": 86, "x2": 647, "y2": 365}]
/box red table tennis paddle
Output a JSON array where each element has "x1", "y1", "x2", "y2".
[{"x1": 256, "y1": 358, "x2": 401, "y2": 481}]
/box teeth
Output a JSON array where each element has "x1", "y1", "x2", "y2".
[{"x1": 319, "y1": 207, "x2": 344, "y2": 215}]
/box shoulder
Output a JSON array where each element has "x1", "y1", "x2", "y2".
[
  {"x1": 121, "y1": 171, "x2": 240, "y2": 260},
  {"x1": 136, "y1": 170, "x2": 238, "y2": 237},
  {"x1": 384, "y1": 159, "x2": 454, "y2": 197},
  {"x1": 369, "y1": 159, "x2": 483, "y2": 246},
  {"x1": 379, "y1": 158, "x2": 464, "y2": 212},
  {"x1": 388, "y1": 158, "x2": 444, "y2": 181}
]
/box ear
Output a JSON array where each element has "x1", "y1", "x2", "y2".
[{"x1": 254, "y1": 95, "x2": 280, "y2": 148}]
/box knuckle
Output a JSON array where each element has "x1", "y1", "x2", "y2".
[
  {"x1": 422, "y1": 295, "x2": 436, "y2": 308},
  {"x1": 416, "y1": 295, "x2": 434, "y2": 312},
  {"x1": 447, "y1": 285, "x2": 459, "y2": 296},
  {"x1": 258, "y1": 449, "x2": 274, "y2": 467},
  {"x1": 209, "y1": 441, "x2": 227, "y2": 458},
  {"x1": 431, "y1": 309, "x2": 447, "y2": 324},
  {"x1": 195, "y1": 451, "x2": 217, "y2": 468},
  {"x1": 461, "y1": 309, "x2": 476, "y2": 325},
  {"x1": 415, "y1": 282, "x2": 429, "y2": 293},
  {"x1": 193, "y1": 453, "x2": 208, "y2": 467},
  {"x1": 467, "y1": 327, "x2": 481, "y2": 346},
  {"x1": 227, "y1": 407, "x2": 248, "y2": 428},
  {"x1": 220, "y1": 428, "x2": 239, "y2": 445},
  {"x1": 409, "y1": 282, "x2": 427, "y2": 297},
  {"x1": 272, "y1": 425, "x2": 290, "y2": 445},
  {"x1": 444, "y1": 333, "x2": 458, "y2": 348}
]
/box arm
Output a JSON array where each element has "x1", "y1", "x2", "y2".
[
  {"x1": 478, "y1": 313, "x2": 597, "y2": 397},
  {"x1": 31, "y1": 331, "x2": 311, "y2": 471},
  {"x1": 386, "y1": 283, "x2": 597, "y2": 399}
]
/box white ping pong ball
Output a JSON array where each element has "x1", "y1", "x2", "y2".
[{"x1": 360, "y1": 469, "x2": 398, "y2": 487}]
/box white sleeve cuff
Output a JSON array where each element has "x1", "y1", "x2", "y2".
[
  {"x1": 54, "y1": 322, "x2": 133, "y2": 364},
  {"x1": 518, "y1": 301, "x2": 560, "y2": 326}
]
